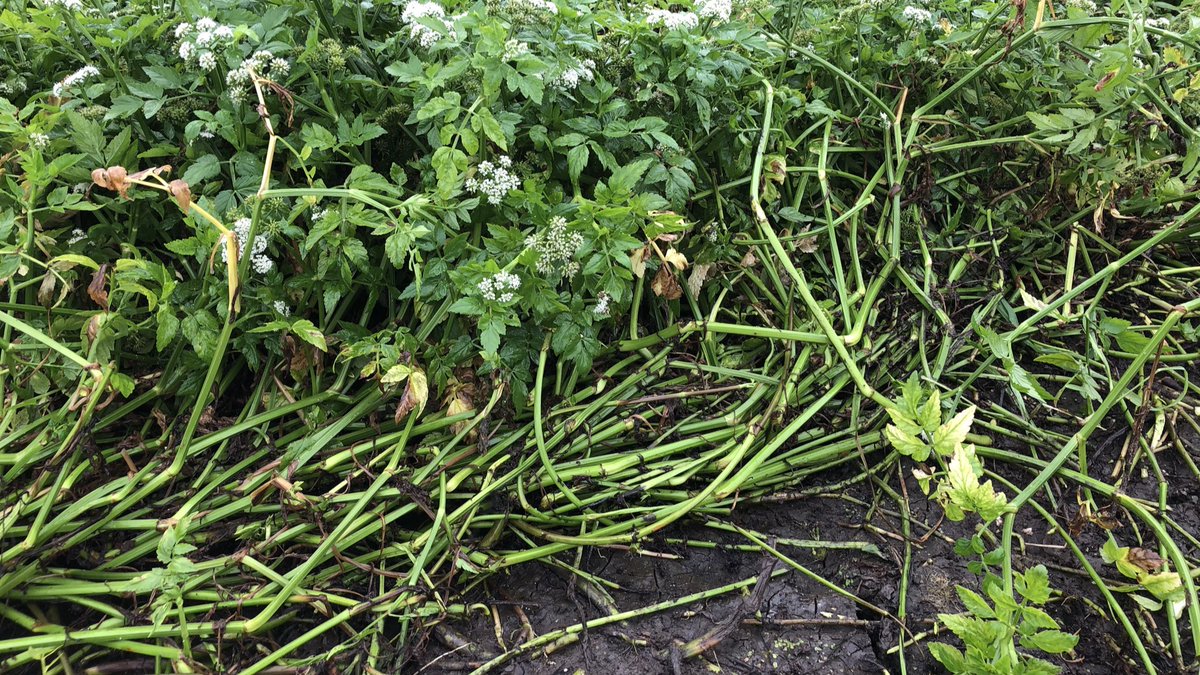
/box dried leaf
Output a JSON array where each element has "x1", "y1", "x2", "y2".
[
  {"x1": 88, "y1": 263, "x2": 110, "y2": 310},
  {"x1": 92, "y1": 166, "x2": 132, "y2": 199},
  {"x1": 394, "y1": 368, "x2": 429, "y2": 423},
  {"x1": 663, "y1": 247, "x2": 688, "y2": 271},
  {"x1": 168, "y1": 179, "x2": 192, "y2": 212},
  {"x1": 1127, "y1": 548, "x2": 1166, "y2": 574},
  {"x1": 651, "y1": 265, "x2": 682, "y2": 300},
  {"x1": 86, "y1": 313, "x2": 103, "y2": 342},
  {"x1": 740, "y1": 250, "x2": 758, "y2": 268},
  {"x1": 797, "y1": 226, "x2": 818, "y2": 254},
  {"x1": 128, "y1": 165, "x2": 171, "y2": 181},
  {"x1": 688, "y1": 263, "x2": 714, "y2": 298},
  {"x1": 37, "y1": 273, "x2": 57, "y2": 308},
  {"x1": 631, "y1": 245, "x2": 649, "y2": 279},
  {"x1": 1094, "y1": 70, "x2": 1118, "y2": 92}
]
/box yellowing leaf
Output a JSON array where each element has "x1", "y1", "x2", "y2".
[
  {"x1": 663, "y1": 247, "x2": 688, "y2": 271},
  {"x1": 933, "y1": 405, "x2": 976, "y2": 456}
]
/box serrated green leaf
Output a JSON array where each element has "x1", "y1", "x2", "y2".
[
  {"x1": 290, "y1": 319, "x2": 328, "y2": 352},
  {"x1": 932, "y1": 405, "x2": 975, "y2": 456},
  {"x1": 1020, "y1": 629, "x2": 1078, "y2": 654},
  {"x1": 955, "y1": 586, "x2": 996, "y2": 619}
]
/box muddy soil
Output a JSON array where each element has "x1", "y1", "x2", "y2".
[{"x1": 407, "y1": 437, "x2": 1198, "y2": 675}]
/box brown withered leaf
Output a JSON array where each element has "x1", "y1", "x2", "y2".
[
  {"x1": 86, "y1": 313, "x2": 104, "y2": 342},
  {"x1": 1094, "y1": 70, "x2": 1118, "y2": 92},
  {"x1": 168, "y1": 179, "x2": 192, "y2": 212},
  {"x1": 797, "y1": 226, "x2": 818, "y2": 254},
  {"x1": 394, "y1": 369, "x2": 429, "y2": 423},
  {"x1": 1127, "y1": 548, "x2": 1166, "y2": 574},
  {"x1": 651, "y1": 265, "x2": 682, "y2": 300},
  {"x1": 88, "y1": 263, "x2": 110, "y2": 310},
  {"x1": 37, "y1": 273, "x2": 58, "y2": 308},
  {"x1": 740, "y1": 250, "x2": 758, "y2": 268},
  {"x1": 91, "y1": 166, "x2": 131, "y2": 199},
  {"x1": 128, "y1": 165, "x2": 171, "y2": 182}
]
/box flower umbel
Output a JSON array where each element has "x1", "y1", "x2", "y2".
[
  {"x1": 525, "y1": 216, "x2": 584, "y2": 278},
  {"x1": 52, "y1": 66, "x2": 99, "y2": 98},
  {"x1": 465, "y1": 156, "x2": 520, "y2": 205},
  {"x1": 478, "y1": 270, "x2": 522, "y2": 302},
  {"x1": 220, "y1": 217, "x2": 275, "y2": 274}
]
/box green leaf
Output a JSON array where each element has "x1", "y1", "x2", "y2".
[
  {"x1": 939, "y1": 444, "x2": 1008, "y2": 522},
  {"x1": 1020, "y1": 606, "x2": 1060, "y2": 632},
  {"x1": 917, "y1": 388, "x2": 941, "y2": 434},
  {"x1": 926, "y1": 643, "x2": 968, "y2": 673},
  {"x1": 1016, "y1": 565, "x2": 1051, "y2": 605},
  {"x1": 932, "y1": 405, "x2": 975, "y2": 456},
  {"x1": 608, "y1": 158, "x2": 653, "y2": 195},
  {"x1": 290, "y1": 319, "x2": 328, "y2": 352},
  {"x1": 156, "y1": 307, "x2": 178, "y2": 352},
  {"x1": 567, "y1": 144, "x2": 589, "y2": 184},
  {"x1": 885, "y1": 423, "x2": 930, "y2": 461},
  {"x1": 109, "y1": 372, "x2": 136, "y2": 397},
  {"x1": 381, "y1": 363, "x2": 413, "y2": 384},
  {"x1": 1140, "y1": 572, "x2": 1185, "y2": 601},
  {"x1": 182, "y1": 154, "x2": 221, "y2": 185},
  {"x1": 1020, "y1": 630, "x2": 1078, "y2": 655},
  {"x1": 955, "y1": 586, "x2": 996, "y2": 619}
]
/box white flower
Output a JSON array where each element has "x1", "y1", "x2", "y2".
[
  {"x1": 478, "y1": 270, "x2": 521, "y2": 302},
  {"x1": 502, "y1": 39, "x2": 530, "y2": 61},
  {"x1": 199, "y1": 131, "x2": 215, "y2": 139},
  {"x1": 504, "y1": 0, "x2": 558, "y2": 15},
  {"x1": 647, "y1": 8, "x2": 699, "y2": 30},
  {"x1": 526, "y1": 216, "x2": 584, "y2": 278},
  {"x1": 593, "y1": 292, "x2": 611, "y2": 317},
  {"x1": 271, "y1": 58, "x2": 291, "y2": 75},
  {"x1": 464, "y1": 155, "x2": 521, "y2": 205},
  {"x1": 52, "y1": 65, "x2": 99, "y2": 98},
  {"x1": 175, "y1": 18, "x2": 234, "y2": 71},
  {"x1": 402, "y1": 0, "x2": 456, "y2": 47},
  {"x1": 553, "y1": 59, "x2": 596, "y2": 90},
  {"x1": 1065, "y1": 0, "x2": 1096, "y2": 11},
  {"x1": 901, "y1": 6, "x2": 934, "y2": 25},
  {"x1": 273, "y1": 300, "x2": 291, "y2": 316},
  {"x1": 68, "y1": 228, "x2": 86, "y2": 244},
  {"x1": 220, "y1": 217, "x2": 274, "y2": 274},
  {"x1": 29, "y1": 133, "x2": 49, "y2": 149},
  {"x1": 695, "y1": 0, "x2": 731, "y2": 22},
  {"x1": 1145, "y1": 17, "x2": 1170, "y2": 30},
  {"x1": 45, "y1": 0, "x2": 85, "y2": 10}
]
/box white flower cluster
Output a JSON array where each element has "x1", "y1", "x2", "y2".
[
  {"x1": 1144, "y1": 16, "x2": 1170, "y2": 30},
  {"x1": 502, "y1": 39, "x2": 530, "y2": 61},
  {"x1": 175, "y1": 18, "x2": 235, "y2": 72},
  {"x1": 52, "y1": 65, "x2": 99, "y2": 98},
  {"x1": 504, "y1": 0, "x2": 559, "y2": 15},
  {"x1": 901, "y1": 6, "x2": 934, "y2": 25},
  {"x1": 29, "y1": 133, "x2": 49, "y2": 149},
  {"x1": 273, "y1": 300, "x2": 291, "y2": 316},
  {"x1": 465, "y1": 155, "x2": 520, "y2": 205},
  {"x1": 220, "y1": 217, "x2": 275, "y2": 274},
  {"x1": 45, "y1": 0, "x2": 85, "y2": 11},
  {"x1": 478, "y1": 271, "x2": 521, "y2": 303},
  {"x1": 1065, "y1": 0, "x2": 1096, "y2": 11},
  {"x1": 552, "y1": 59, "x2": 596, "y2": 90},
  {"x1": 402, "y1": 1, "x2": 456, "y2": 49},
  {"x1": 226, "y1": 51, "x2": 291, "y2": 103},
  {"x1": 525, "y1": 216, "x2": 583, "y2": 278},
  {"x1": 695, "y1": 0, "x2": 731, "y2": 22},
  {"x1": 68, "y1": 228, "x2": 86, "y2": 244},
  {"x1": 647, "y1": 8, "x2": 700, "y2": 30},
  {"x1": 593, "y1": 292, "x2": 611, "y2": 317}
]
